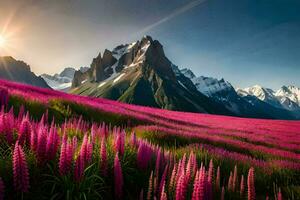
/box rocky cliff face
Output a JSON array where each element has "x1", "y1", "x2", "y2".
[{"x1": 0, "y1": 56, "x2": 50, "y2": 88}]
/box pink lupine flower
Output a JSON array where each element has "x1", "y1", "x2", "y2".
[
  {"x1": 0, "y1": 177, "x2": 4, "y2": 200},
  {"x1": 221, "y1": 186, "x2": 225, "y2": 200},
  {"x1": 160, "y1": 181, "x2": 167, "y2": 200},
  {"x1": 176, "y1": 170, "x2": 187, "y2": 200},
  {"x1": 137, "y1": 142, "x2": 151, "y2": 169},
  {"x1": 74, "y1": 154, "x2": 84, "y2": 182},
  {"x1": 100, "y1": 138, "x2": 108, "y2": 176},
  {"x1": 12, "y1": 142, "x2": 30, "y2": 192},
  {"x1": 59, "y1": 139, "x2": 73, "y2": 175},
  {"x1": 139, "y1": 189, "x2": 144, "y2": 200},
  {"x1": 216, "y1": 166, "x2": 220, "y2": 191},
  {"x1": 240, "y1": 175, "x2": 245, "y2": 196},
  {"x1": 130, "y1": 131, "x2": 137, "y2": 147},
  {"x1": 36, "y1": 125, "x2": 47, "y2": 163},
  {"x1": 277, "y1": 188, "x2": 282, "y2": 200},
  {"x1": 46, "y1": 124, "x2": 60, "y2": 160},
  {"x1": 18, "y1": 116, "x2": 32, "y2": 145},
  {"x1": 247, "y1": 167, "x2": 255, "y2": 200},
  {"x1": 0, "y1": 109, "x2": 14, "y2": 144},
  {"x1": 30, "y1": 128, "x2": 37, "y2": 152},
  {"x1": 72, "y1": 136, "x2": 78, "y2": 154},
  {"x1": 114, "y1": 153, "x2": 123, "y2": 199},
  {"x1": 228, "y1": 171, "x2": 233, "y2": 191},
  {"x1": 158, "y1": 165, "x2": 168, "y2": 196},
  {"x1": 192, "y1": 167, "x2": 206, "y2": 200},
  {"x1": 169, "y1": 163, "x2": 177, "y2": 195},
  {"x1": 147, "y1": 171, "x2": 154, "y2": 200},
  {"x1": 155, "y1": 149, "x2": 162, "y2": 177},
  {"x1": 233, "y1": 165, "x2": 238, "y2": 191},
  {"x1": 207, "y1": 159, "x2": 214, "y2": 200}
]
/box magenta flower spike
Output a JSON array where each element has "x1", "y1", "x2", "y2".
[
  {"x1": 277, "y1": 188, "x2": 282, "y2": 200},
  {"x1": 158, "y1": 165, "x2": 168, "y2": 197},
  {"x1": 114, "y1": 153, "x2": 123, "y2": 199},
  {"x1": 59, "y1": 139, "x2": 73, "y2": 175},
  {"x1": 46, "y1": 124, "x2": 59, "y2": 160},
  {"x1": 100, "y1": 137, "x2": 108, "y2": 176},
  {"x1": 160, "y1": 181, "x2": 167, "y2": 200},
  {"x1": 216, "y1": 166, "x2": 220, "y2": 191},
  {"x1": 228, "y1": 171, "x2": 233, "y2": 191},
  {"x1": 18, "y1": 116, "x2": 32, "y2": 145},
  {"x1": 207, "y1": 159, "x2": 214, "y2": 200},
  {"x1": 233, "y1": 165, "x2": 238, "y2": 191},
  {"x1": 0, "y1": 177, "x2": 5, "y2": 200},
  {"x1": 147, "y1": 171, "x2": 154, "y2": 200},
  {"x1": 74, "y1": 154, "x2": 84, "y2": 182},
  {"x1": 247, "y1": 167, "x2": 255, "y2": 200},
  {"x1": 36, "y1": 125, "x2": 47, "y2": 163},
  {"x1": 155, "y1": 148, "x2": 161, "y2": 177},
  {"x1": 12, "y1": 142, "x2": 30, "y2": 192},
  {"x1": 221, "y1": 186, "x2": 225, "y2": 200},
  {"x1": 130, "y1": 131, "x2": 137, "y2": 147},
  {"x1": 240, "y1": 175, "x2": 245, "y2": 196},
  {"x1": 175, "y1": 170, "x2": 187, "y2": 200}
]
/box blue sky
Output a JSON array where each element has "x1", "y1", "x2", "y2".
[{"x1": 0, "y1": 0, "x2": 299, "y2": 89}]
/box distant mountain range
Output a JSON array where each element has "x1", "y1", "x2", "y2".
[
  {"x1": 0, "y1": 56, "x2": 49, "y2": 88},
  {"x1": 1, "y1": 37, "x2": 299, "y2": 120},
  {"x1": 41, "y1": 67, "x2": 88, "y2": 92}
]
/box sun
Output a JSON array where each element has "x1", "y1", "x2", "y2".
[{"x1": 0, "y1": 35, "x2": 6, "y2": 48}]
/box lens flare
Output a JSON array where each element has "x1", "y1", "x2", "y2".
[{"x1": 0, "y1": 35, "x2": 6, "y2": 48}]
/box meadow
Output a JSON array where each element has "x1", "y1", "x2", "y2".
[{"x1": 0, "y1": 79, "x2": 299, "y2": 200}]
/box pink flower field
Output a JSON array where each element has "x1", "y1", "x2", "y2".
[{"x1": 0, "y1": 79, "x2": 299, "y2": 200}]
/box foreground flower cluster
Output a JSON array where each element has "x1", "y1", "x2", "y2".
[
  {"x1": 0, "y1": 80, "x2": 298, "y2": 199},
  {"x1": 0, "y1": 105, "x2": 287, "y2": 200}
]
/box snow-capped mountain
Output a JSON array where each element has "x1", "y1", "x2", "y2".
[
  {"x1": 42, "y1": 67, "x2": 88, "y2": 91},
  {"x1": 275, "y1": 86, "x2": 300, "y2": 106},
  {"x1": 179, "y1": 68, "x2": 298, "y2": 119},
  {"x1": 71, "y1": 36, "x2": 232, "y2": 115},
  {"x1": 237, "y1": 85, "x2": 300, "y2": 112}
]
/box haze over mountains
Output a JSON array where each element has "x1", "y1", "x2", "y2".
[{"x1": 0, "y1": 36, "x2": 299, "y2": 119}]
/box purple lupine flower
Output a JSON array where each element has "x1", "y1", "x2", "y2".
[
  {"x1": 0, "y1": 177, "x2": 4, "y2": 200},
  {"x1": 114, "y1": 153, "x2": 123, "y2": 199},
  {"x1": 240, "y1": 175, "x2": 245, "y2": 196},
  {"x1": 247, "y1": 167, "x2": 255, "y2": 200},
  {"x1": 18, "y1": 116, "x2": 32, "y2": 145},
  {"x1": 100, "y1": 137, "x2": 107, "y2": 176},
  {"x1": 12, "y1": 142, "x2": 30, "y2": 192}
]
